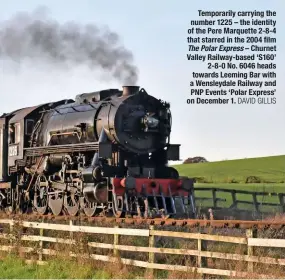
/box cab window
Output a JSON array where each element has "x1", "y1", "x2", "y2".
[
  {"x1": 9, "y1": 125, "x2": 15, "y2": 144},
  {"x1": 14, "y1": 123, "x2": 20, "y2": 143},
  {"x1": 9, "y1": 123, "x2": 20, "y2": 144},
  {"x1": 26, "y1": 120, "x2": 34, "y2": 135}
]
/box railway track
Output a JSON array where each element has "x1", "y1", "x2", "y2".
[{"x1": 0, "y1": 212, "x2": 284, "y2": 229}]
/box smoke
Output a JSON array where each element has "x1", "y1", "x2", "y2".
[{"x1": 0, "y1": 7, "x2": 138, "y2": 84}]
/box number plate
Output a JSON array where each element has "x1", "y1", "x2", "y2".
[{"x1": 9, "y1": 145, "x2": 18, "y2": 157}]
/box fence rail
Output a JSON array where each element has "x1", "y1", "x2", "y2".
[
  {"x1": 194, "y1": 187, "x2": 285, "y2": 213},
  {"x1": 0, "y1": 219, "x2": 284, "y2": 278}
]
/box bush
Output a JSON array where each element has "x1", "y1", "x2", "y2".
[
  {"x1": 228, "y1": 178, "x2": 239, "y2": 183},
  {"x1": 183, "y1": 156, "x2": 208, "y2": 164},
  {"x1": 192, "y1": 177, "x2": 213, "y2": 183},
  {"x1": 245, "y1": 176, "x2": 261, "y2": 183}
]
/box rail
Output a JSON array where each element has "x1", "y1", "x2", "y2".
[{"x1": 0, "y1": 219, "x2": 284, "y2": 278}]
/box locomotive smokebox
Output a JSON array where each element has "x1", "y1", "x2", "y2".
[{"x1": 122, "y1": 86, "x2": 140, "y2": 97}]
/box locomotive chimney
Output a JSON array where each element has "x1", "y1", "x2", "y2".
[{"x1": 122, "y1": 86, "x2": 140, "y2": 97}]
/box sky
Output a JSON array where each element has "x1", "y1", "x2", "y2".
[{"x1": 0, "y1": 0, "x2": 284, "y2": 162}]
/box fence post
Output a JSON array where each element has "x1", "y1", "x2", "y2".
[
  {"x1": 113, "y1": 226, "x2": 119, "y2": 257},
  {"x1": 9, "y1": 220, "x2": 15, "y2": 255},
  {"x1": 147, "y1": 225, "x2": 155, "y2": 276},
  {"x1": 39, "y1": 228, "x2": 44, "y2": 261},
  {"x1": 197, "y1": 229, "x2": 207, "y2": 278},
  {"x1": 246, "y1": 228, "x2": 257, "y2": 274},
  {"x1": 212, "y1": 189, "x2": 217, "y2": 208},
  {"x1": 252, "y1": 194, "x2": 259, "y2": 212},
  {"x1": 231, "y1": 190, "x2": 237, "y2": 208},
  {"x1": 69, "y1": 220, "x2": 74, "y2": 256},
  {"x1": 69, "y1": 220, "x2": 73, "y2": 239},
  {"x1": 278, "y1": 194, "x2": 285, "y2": 212}
]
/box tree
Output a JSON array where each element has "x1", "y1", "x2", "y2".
[{"x1": 183, "y1": 156, "x2": 208, "y2": 164}]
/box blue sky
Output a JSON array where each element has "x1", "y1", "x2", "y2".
[{"x1": 0, "y1": 0, "x2": 284, "y2": 162}]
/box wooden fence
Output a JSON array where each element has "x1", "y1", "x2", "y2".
[
  {"x1": 195, "y1": 187, "x2": 285, "y2": 213},
  {"x1": 0, "y1": 219, "x2": 285, "y2": 278}
]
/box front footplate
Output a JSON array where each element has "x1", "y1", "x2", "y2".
[{"x1": 111, "y1": 177, "x2": 196, "y2": 219}]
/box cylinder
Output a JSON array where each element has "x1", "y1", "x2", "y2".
[
  {"x1": 122, "y1": 86, "x2": 140, "y2": 97},
  {"x1": 83, "y1": 182, "x2": 108, "y2": 203}
]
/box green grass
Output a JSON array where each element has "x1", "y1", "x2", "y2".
[
  {"x1": 0, "y1": 255, "x2": 107, "y2": 279},
  {"x1": 194, "y1": 183, "x2": 285, "y2": 211},
  {"x1": 174, "y1": 155, "x2": 285, "y2": 211},
  {"x1": 0, "y1": 255, "x2": 167, "y2": 279},
  {"x1": 175, "y1": 155, "x2": 285, "y2": 184},
  {"x1": 195, "y1": 183, "x2": 285, "y2": 192}
]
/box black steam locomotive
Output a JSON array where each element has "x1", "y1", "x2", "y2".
[{"x1": 0, "y1": 86, "x2": 195, "y2": 218}]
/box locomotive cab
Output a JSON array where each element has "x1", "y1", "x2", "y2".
[
  {"x1": 7, "y1": 107, "x2": 37, "y2": 168},
  {"x1": 0, "y1": 114, "x2": 9, "y2": 182}
]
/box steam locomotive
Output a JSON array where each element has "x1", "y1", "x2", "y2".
[{"x1": 0, "y1": 86, "x2": 196, "y2": 218}]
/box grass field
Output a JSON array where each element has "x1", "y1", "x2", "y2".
[
  {"x1": 0, "y1": 255, "x2": 165, "y2": 279},
  {"x1": 0, "y1": 255, "x2": 134, "y2": 279},
  {"x1": 174, "y1": 155, "x2": 285, "y2": 184},
  {"x1": 174, "y1": 155, "x2": 285, "y2": 211},
  {"x1": 195, "y1": 183, "x2": 285, "y2": 192},
  {"x1": 0, "y1": 256, "x2": 101, "y2": 279},
  {"x1": 194, "y1": 183, "x2": 285, "y2": 211}
]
